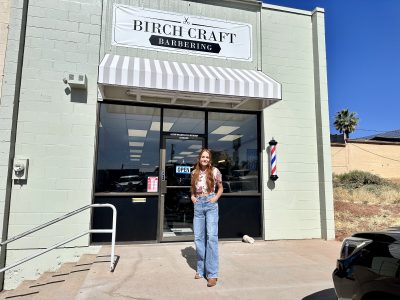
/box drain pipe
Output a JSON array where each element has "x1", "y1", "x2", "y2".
[{"x1": 0, "y1": 0, "x2": 29, "y2": 291}]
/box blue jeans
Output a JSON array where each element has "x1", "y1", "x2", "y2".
[{"x1": 193, "y1": 193, "x2": 219, "y2": 278}]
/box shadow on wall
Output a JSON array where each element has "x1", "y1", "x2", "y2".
[
  {"x1": 267, "y1": 180, "x2": 276, "y2": 190},
  {"x1": 65, "y1": 87, "x2": 88, "y2": 103},
  {"x1": 302, "y1": 288, "x2": 336, "y2": 300}
]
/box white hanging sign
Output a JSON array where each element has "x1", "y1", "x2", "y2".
[
  {"x1": 147, "y1": 176, "x2": 158, "y2": 192},
  {"x1": 112, "y1": 4, "x2": 253, "y2": 61}
]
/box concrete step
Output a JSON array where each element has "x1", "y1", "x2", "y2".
[
  {"x1": 49, "y1": 254, "x2": 97, "y2": 300},
  {"x1": 28, "y1": 272, "x2": 66, "y2": 288},
  {"x1": 74, "y1": 254, "x2": 97, "y2": 270},
  {"x1": 29, "y1": 254, "x2": 97, "y2": 300},
  {"x1": 21, "y1": 264, "x2": 74, "y2": 294},
  {"x1": 8, "y1": 280, "x2": 36, "y2": 291},
  {"x1": 0, "y1": 255, "x2": 97, "y2": 300},
  {"x1": 0, "y1": 280, "x2": 39, "y2": 299}
]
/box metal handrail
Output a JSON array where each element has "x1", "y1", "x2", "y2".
[{"x1": 0, "y1": 203, "x2": 117, "y2": 273}]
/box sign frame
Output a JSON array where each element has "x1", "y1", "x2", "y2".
[{"x1": 112, "y1": 4, "x2": 253, "y2": 61}]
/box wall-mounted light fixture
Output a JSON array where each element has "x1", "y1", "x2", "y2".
[
  {"x1": 269, "y1": 138, "x2": 278, "y2": 181},
  {"x1": 12, "y1": 157, "x2": 29, "y2": 180}
]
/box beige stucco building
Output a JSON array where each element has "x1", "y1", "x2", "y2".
[{"x1": 332, "y1": 140, "x2": 400, "y2": 179}]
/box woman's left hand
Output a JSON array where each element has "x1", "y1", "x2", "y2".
[{"x1": 208, "y1": 197, "x2": 218, "y2": 203}]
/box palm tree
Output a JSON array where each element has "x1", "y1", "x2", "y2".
[{"x1": 334, "y1": 109, "x2": 359, "y2": 140}]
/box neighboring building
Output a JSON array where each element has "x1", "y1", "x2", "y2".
[
  {"x1": 330, "y1": 133, "x2": 345, "y2": 144},
  {"x1": 355, "y1": 129, "x2": 400, "y2": 143},
  {"x1": 331, "y1": 134, "x2": 400, "y2": 178},
  {"x1": 0, "y1": 0, "x2": 334, "y2": 289}
]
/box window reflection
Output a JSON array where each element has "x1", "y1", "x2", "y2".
[
  {"x1": 163, "y1": 108, "x2": 205, "y2": 134},
  {"x1": 96, "y1": 104, "x2": 161, "y2": 192},
  {"x1": 208, "y1": 112, "x2": 259, "y2": 193},
  {"x1": 95, "y1": 104, "x2": 259, "y2": 194},
  {"x1": 165, "y1": 138, "x2": 203, "y2": 186}
]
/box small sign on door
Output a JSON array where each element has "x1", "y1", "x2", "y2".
[
  {"x1": 147, "y1": 176, "x2": 158, "y2": 192},
  {"x1": 176, "y1": 165, "x2": 191, "y2": 174}
]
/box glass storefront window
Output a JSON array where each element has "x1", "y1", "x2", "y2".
[
  {"x1": 96, "y1": 104, "x2": 161, "y2": 193},
  {"x1": 208, "y1": 112, "x2": 259, "y2": 193},
  {"x1": 163, "y1": 108, "x2": 205, "y2": 134},
  {"x1": 95, "y1": 104, "x2": 259, "y2": 194}
]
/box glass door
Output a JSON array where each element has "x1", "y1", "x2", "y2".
[{"x1": 160, "y1": 134, "x2": 204, "y2": 241}]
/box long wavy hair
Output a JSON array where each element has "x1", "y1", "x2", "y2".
[{"x1": 191, "y1": 148, "x2": 214, "y2": 194}]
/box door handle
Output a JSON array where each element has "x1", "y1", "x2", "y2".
[{"x1": 161, "y1": 180, "x2": 167, "y2": 194}]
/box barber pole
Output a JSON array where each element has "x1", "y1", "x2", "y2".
[{"x1": 269, "y1": 138, "x2": 278, "y2": 181}]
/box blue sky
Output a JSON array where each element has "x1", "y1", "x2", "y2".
[{"x1": 263, "y1": 0, "x2": 400, "y2": 138}]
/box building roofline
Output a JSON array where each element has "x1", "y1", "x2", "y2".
[
  {"x1": 262, "y1": 3, "x2": 324, "y2": 16},
  {"x1": 346, "y1": 139, "x2": 400, "y2": 146},
  {"x1": 224, "y1": 0, "x2": 262, "y2": 7}
]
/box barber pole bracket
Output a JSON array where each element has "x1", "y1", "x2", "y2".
[{"x1": 269, "y1": 138, "x2": 278, "y2": 181}]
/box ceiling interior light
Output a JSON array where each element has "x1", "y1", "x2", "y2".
[
  {"x1": 150, "y1": 121, "x2": 174, "y2": 131},
  {"x1": 128, "y1": 129, "x2": 147, "y2": 137},
  {"x1": 130, "y1": 149, "x2": 142, "y2": 153},
  {"x1": 218, "y1": 134, "x2": 243, "y2": 141},
  {"x1": 129, "y1": 142, "x2": 144, "y2": 147},
  {"x1": 211, "y1": 126, "x2": 239, "y2": 135}
]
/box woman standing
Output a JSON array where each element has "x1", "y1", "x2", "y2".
[{"x1": 191, "y1": 148, "x2": 223, "y2": 287}]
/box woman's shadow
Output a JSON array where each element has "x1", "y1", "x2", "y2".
[{"x1": 181, "y1": 246, "x2": 197, "y2": 271}]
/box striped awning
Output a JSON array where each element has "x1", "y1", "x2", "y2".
[{"x1": 98, "y1": 54, "x2": 282, "y2": 101}]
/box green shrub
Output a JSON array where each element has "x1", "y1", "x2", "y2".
[{"x1": 333, "y1": 170, "x2": 386, "y2": 188}]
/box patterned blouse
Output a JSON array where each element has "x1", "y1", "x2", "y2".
[{"x1": 194, "y1": 167, "x2": 222, "y2": 195}]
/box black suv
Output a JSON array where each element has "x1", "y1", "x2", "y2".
[{"x1": 333, "y1": 228, "x2": 400, "y2": 300}]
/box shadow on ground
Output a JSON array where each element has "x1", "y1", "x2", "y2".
[
  {"x1": 181, "y1": 246, "x2": 197, "y2": 271},
  {"x1": 302, "y1": 288, "x2": 336, "y2": 300}
]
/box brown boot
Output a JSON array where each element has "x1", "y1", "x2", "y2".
[{"x1": 207, "y1": 278, "x2": 217, "y2": 287}]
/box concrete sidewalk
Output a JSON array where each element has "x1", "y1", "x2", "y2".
[{"x1": 77, "y1": 239, "x2": 341, "y2": 300}]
